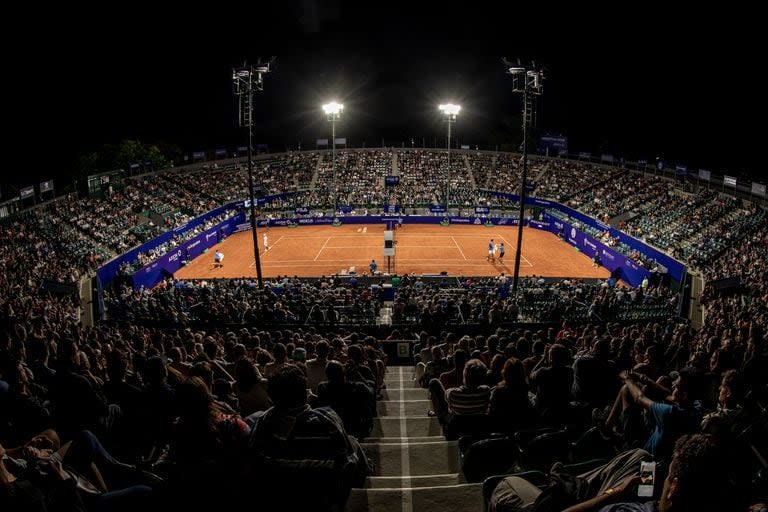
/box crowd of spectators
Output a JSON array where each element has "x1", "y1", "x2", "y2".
[
  {"x1": 116, "y1": 209, "x2": 240, "y2": 275},
  {"x1": 105, "y1": 277, "x2": 385, "y2": 327},
  {"x1": 389, "y1": 275, "x2": 676, "y2": 327},
  {"x1": 535, "y1": 160, "x2": 618, "y2": 203},
  {"x1": 2, "y1": 144, "x2": 768, "y2": 509},
  {"x1": 568, "y1": 172, "x2": 659, "y2": 222},
  {"x1": 168, "y1": 153, "x2": 320, "y2": 204}
]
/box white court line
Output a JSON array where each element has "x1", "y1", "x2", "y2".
[
  {"x1": 498, "y1": 234, "x2": 534, "y2": 267},
  {"x1": 314, "y1": 237, "x2": 331, "y2": 261},
  {"x1": 258, "y1": 234, "x2": 505, "y2": 239},
  {"x1": 451, "y1": 236, "x2": 468, "y2": 260},
  {"x1": 319, "y1": 245, "x2": 459, "y2": 249},
  {"x1": 249, "y1": 236, "x2": 286, "y2": 267},
  {"x1": 249, "y1": 235, "x2": 286, "y2": 267},
  {"x1": 262, "y1": 260, "x2": 532, "y2": 265},
  {"x1": 398, "y1": 367, "x2": 413, "y2": 512}
]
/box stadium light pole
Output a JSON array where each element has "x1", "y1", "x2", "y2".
[
  {"x1": 233, "y1": 60, "x2": 272, "y2": 288},
  {"x1": 323, "y1": 102, "x2": 343, "y2": 217},
  {"x1": 439, "y1": 104, "x2": 461, "y2": 212},
  {"x1": 506, "y1": 62, "x2": 544, "y2": 292}
]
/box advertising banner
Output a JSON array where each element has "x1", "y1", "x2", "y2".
[
  {"x1": 97, "y1": 204, "x2": 244, "y2": 286},
  {"x1": 131, "y1": 214, "x2": 244, "y2": 290},
  {"x1": 543, "y1": 212, "x2": 651, "y2": 287}
]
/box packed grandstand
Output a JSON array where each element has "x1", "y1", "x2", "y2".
[{"x1": 1, "y1": 147, "x2": 766, "y2": 511}]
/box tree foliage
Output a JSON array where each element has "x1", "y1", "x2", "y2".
[{"x1": 78, "y1": 139, "x2": 180, "y2": 176}]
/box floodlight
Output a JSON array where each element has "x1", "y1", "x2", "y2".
[
  {"x1": 438, "y1": 103, "x2": 461, "y2": 116},
  {"x1": 323, "y1": 102, "x2": 344, "y2": 115}
]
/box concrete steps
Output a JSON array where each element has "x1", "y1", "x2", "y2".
[
  {"x1": 366, "y1": 436, "x2": 445, "y2": 444},
  {"x1": 376, "y1": 400, "x2": 430, "y2": 416},
  {"x1": 380, "y1": 388, "x2": 428, "y2": 401},
  {"x1": 365, "y1": 473, "x2": 463, "y2": 488},
  {"x1": 347, "y1": 366, "x2": 483, "y2": 512},
  {"x1": 347, "y1": 484, "x2": 483, "y2": 512},
  {"x1": 362, "y1": 440, "x2": 462, "y2": 476},
  {"x1": 370, "y1": 416, "x2": 443, "y2": 438}
]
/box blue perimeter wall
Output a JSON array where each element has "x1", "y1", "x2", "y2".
[{"x1": 96, "y1": 196, "x2": 685, "y2": 290}]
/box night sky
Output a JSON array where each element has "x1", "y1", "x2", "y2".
[{"x1": 4, "y1": 5, "x2": 764, "y2": 189}]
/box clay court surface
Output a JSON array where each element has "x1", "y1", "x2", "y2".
[
  {"x1": 174, "y1": 224, "x2": 611, "y2": 280},
  {"x1": 175, "y1": 224, "x2": 609, "y2": 279}
]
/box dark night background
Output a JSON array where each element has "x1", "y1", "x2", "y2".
[{"x1": 3, "y1": 4, "x2": 764, "y2": 192}]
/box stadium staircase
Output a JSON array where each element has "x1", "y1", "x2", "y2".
[
  {"x1": 485, "y1": 155, "x2": 497, "y2": 188},
  {"x1": 532, "y1": 159, "x2": 550, "y2": 184},
  {"x1": 463, "y1": 155, "x2": 477, "y2": 190},
  {"x1": 377, "y1": 303, "x2": 394, "y2": 325},
  {"x1": 346, "y1": 367, "x2": 483, "y2": 511},
  {"x1": 310, "y1": 153, "x2": 324, "y2": 190},
  {"x1": 159, "y1": 174, "x2": 222, "y2": 204}
]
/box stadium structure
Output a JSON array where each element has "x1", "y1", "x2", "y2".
[{"x1": 1, "y1": 83, "x2": 767, "y2": 511}]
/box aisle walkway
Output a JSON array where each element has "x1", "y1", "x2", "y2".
[{"x1": 346, "y1": 367, "x2": 484, "y2": 511}]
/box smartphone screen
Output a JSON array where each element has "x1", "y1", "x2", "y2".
[{"x1": 638, "y1": 461, "x2": 656, "y2": 497}]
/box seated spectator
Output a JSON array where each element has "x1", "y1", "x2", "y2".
[
  {"x1": 420, "y1": 346, "x2": 449, "y2": 388},
  {"x1": 1, "y1": 430, "x2": 157, "y2": 512},
  {"x1": 618, "y1": 369, "x2": 702, "y2": 461},
  {"x1": 248, "y1": 365, "x2": 371, "y2": 511},
  {"x1": 264, "y1": 343, "x2": 289, "y2": 378},
  {"x1": 50, "y1": 339, "x2": 109, "y2": 440},
  {"x1": 489, "y1": 358, "x2": 533, "y2": 432},
  {"x1": 701, "y1": 369, "x2": 749, "y2": 440},
  {"x1": 530, "y1": 344, "x2": 574, "y2": 422},
  {"x1": 170, "y1": 376, "x2": 249, "y2": 465},
  {"x1": 305, "y1": 340, "x2": 331, "y2": 393},
  {"x1": 0, "y1": 360, "x2": 52, "y2": 447},
  {"x1": 484, "y1": 354, "x2": 506, "y2": 387},
  {"x1": 233, "y1": 359, "x2": 270, "y2": 418},
  {"x1": 439, "y1": 349, "x2": 468, "y2": 390},
  {"x1": 429, "y1": 359, "x2": 491, "y2": 430},
  {"x1": 490, "y1": 434, "x2": 730, "y2": 512},
  {"x1": 572, "y1": 337, "x2": 619, "y2": 407},
  {"x1": 316, "y1": 361, "x2": 375, "y2": 440}
]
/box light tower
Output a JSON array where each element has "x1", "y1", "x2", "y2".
[
  {"x1": 438, "y1": 103, "x2": 461, "y2": 212},
  {"x1": 506, "y1": 61, "x2": 544, "y2": 292},
  {"x1": 322, "y1": 101, "x2": 344, "y2": 216},
  {"x1": 232, "y1": 59, "x2": 272, "y2": 287}
]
